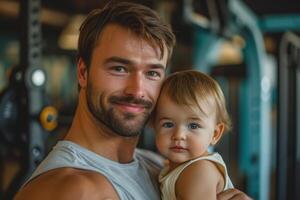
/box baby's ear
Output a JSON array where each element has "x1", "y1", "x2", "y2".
[{"x1": 211, "y1": 123, "x2": 225, "y2": 145}]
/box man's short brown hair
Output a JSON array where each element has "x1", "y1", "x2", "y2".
[{"x1": 77, "y1": 2, "x2": 176, "y2": 68}]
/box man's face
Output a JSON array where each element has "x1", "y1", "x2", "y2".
[{"x1": 81, "y1": 24, "x2": 168, "y2": 137}]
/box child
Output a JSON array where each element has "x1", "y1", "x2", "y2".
[{"x1": 152, "y1": 70, "x2": 234, "y2": 200}]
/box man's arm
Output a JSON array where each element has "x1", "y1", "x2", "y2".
[
  {"x1": 217, "y1": 188, "x2": 253, "y2": 200},
  {"x1": 14, "y1": 168, "x2": 119, "y2": 200}
]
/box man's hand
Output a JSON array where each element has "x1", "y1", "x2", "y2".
[{"x1": 217, "y1": 188, "x2": 253, "y2": 200}]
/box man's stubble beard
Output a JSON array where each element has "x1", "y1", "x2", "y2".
[{"x1": 86, "y1": 81, "x2": 153, "y2": 137}]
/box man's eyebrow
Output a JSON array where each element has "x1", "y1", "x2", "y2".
[
  {"x1": 149, "y1": 63, "x2": 166, "y2": 71},
  {"x1": 104, "y1": 56, "x2": 166, "y2": 70},
  {"x1": 104, "y1": 57, "x2": 133, "y2": 65}
]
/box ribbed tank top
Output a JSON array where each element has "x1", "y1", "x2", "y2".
[
  {"x1": 159, "y1": 152, "x2": 234, "y2": 200},
  {"x1": 25, "y1": 140, "x2": 163, "y2": 200}
]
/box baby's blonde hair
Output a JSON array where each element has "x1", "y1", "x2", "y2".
[{"x1": 157, "y1": 70, "x2": 231, "y2": 132}]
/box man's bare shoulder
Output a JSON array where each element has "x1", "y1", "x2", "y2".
[{"x1": 14, "y1": 168, "x2": 119, "y2": 200}]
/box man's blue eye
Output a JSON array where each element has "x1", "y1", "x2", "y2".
[
  {"x1": 148, "y1": 71, "x2": 159, "y2": 77},
  {"x1": 147, "y1": 71, "x2": 162, "y2": 80},
  {"x1": 114, "y1": 66, "x2": 126, "y2": 72},
  {"x1": 162, "y1": 122, "x2": 173, "y2": 128},
  {"x1": 188, "y1": 123, "x2": 200, "y2": 129}
]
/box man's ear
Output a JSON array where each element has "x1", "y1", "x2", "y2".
[
  {"x1": 211, "y1": 123, "x2": 225, "y2": 145},
  {"x1": 78, "y1": 58, "x2": 88, "y2": 89}
]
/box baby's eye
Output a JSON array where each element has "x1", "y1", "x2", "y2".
[
  {"x1": 162, "y1": 122, "x2": 174, "y2": 128},
  {"x1": 188, "y1": 123, "x2": 200, "y2": 129}
]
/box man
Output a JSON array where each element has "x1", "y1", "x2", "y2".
[{"x1": 15, "y1": 2, "x2": 251, "y2": 200}]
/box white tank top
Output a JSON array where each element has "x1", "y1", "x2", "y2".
[
  {"x1": 25, "y1": 140, "x2": 163, "y2": 200},
  {"x1": 159, "y1": 152, "x2": 234, "y2": 200}
]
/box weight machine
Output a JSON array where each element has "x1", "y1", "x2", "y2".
[
  {"x1": 183, "y1": 0, "x2": 274, "y2": 199},
  {"x1": 277, "y1": 32, "x2": 300, "y2": 200},
  {"x1": 0, "y1": 0, "x2": 57, "y2": 199}
]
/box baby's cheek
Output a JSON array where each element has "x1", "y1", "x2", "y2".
[{"x1": 155, "y1": 136, "x2": 167, "y2": 154}]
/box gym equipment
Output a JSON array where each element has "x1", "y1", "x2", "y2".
[
  {"x1": 277, "y1": 32, "x2": 300, "y2": 200},
  {"x1": 0, "y1": 0, "x2": 57, "y2": 199}
]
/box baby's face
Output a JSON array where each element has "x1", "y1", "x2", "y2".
[{"x1": 154, "y1": 93, "x2": 218, "y2": 168}]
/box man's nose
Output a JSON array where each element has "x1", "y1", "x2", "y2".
[{"x1": 124, "y1": 73, "x2": 145, "y2": 99}]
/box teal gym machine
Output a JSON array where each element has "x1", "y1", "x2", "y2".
[{"x1": 183, "y1": 0, "x2": 275, "y2": 199}]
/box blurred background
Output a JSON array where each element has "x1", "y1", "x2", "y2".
[{"x1": 0, "y1": 0, "x2": 299, "y2": 199}]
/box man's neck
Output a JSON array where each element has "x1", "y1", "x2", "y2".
[{"x1": 65, "y1": 106, "x2": 139, "y2": 164}]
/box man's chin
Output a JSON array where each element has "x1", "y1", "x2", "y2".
[
  {"x1": 108, "y1": 110, "x2": 150, "y2": 136},
  {"x1": 115, "y1": 121, "x2": 145, "y2": 137},
  {"x1": 112, "y1": 127, "x2": 142, "y2": 137}
]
